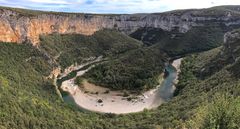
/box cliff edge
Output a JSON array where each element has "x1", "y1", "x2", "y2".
[{"x1": 1, "y1": 5, "x2": 240, "y2": 45}]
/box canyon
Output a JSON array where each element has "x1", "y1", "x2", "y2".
[
  {"x1": 1, "y1": 6, "x2": 240, "y2": 45},
  {"x1": 0, "y1": 5, "x2": 240, "y2": 129}
]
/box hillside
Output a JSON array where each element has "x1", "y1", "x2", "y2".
[
  {"x1": 39, "y1": 29, "x2": 142, "y2": 68},
  {"x1": 0, "y1": 5, "x2": 240, "y2": 129},
  {"x1": 130, "y1": 19, "x2": 240, "y2": 56},
  {"x1": 1, "y1": 28, "x2": 240, "y2": 129},
  {"x1": 83, "y1": 47, "x2": 167, "y2": 90},
  {"x1": 38, "y1": 29, "x2": 167, "y2": 90}
]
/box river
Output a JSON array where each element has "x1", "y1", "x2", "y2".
[{"x1": 59, "y1": 58, "x2": 182, "y2": 114}]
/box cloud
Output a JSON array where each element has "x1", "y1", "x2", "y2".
[{"x1": 0, "y1": 0, "x2": 240, "y2": 13}]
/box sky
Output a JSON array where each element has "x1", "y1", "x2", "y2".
[{"x1": 0, "y1": 0, "x2": 240, "y2": 14}]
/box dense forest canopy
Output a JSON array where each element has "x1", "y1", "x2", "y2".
[{"x1": 0, "y1": 5, "x2": 240, "y2": 129}]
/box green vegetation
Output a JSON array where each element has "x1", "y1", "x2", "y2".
[
  {"x1": 57, "y1": 61, "x2": 103, "y2": 86},
  {"x1": 1, "y1": 35, "x2": 240, "y2": 129},
  {"x1": 183, "y1": 94, "x2": 240, "y2": 129},
  {"x1": 1, "y1": 5, "x2": 240, "y2": 128},
  {"x1": 57, "y1": 70, "x2": 77, "y2": 86},
  {"x1": 40, "y1": 29, "x2": 141, "y2": 68},
  {"x1": 40, "y1": 29, "x2": 167, "y2": 91},
  {"x1": 201, "y1": 95, "x2": 240, "y2": 129},
  {"x1": 84, "y1": 23, "x2": 231, "y2": 90},
  {"x1": 131, "y1": 24, "x2": 226, "y2": 56},
  {"x1": 75, "y1": 76, "x2": 84, "y2": 86},
  {"x1": 0, "y1": 42, "x2": 135, "y2": 129},
  {"x1": 0, "y1": 43, "x2": 90, "y2": 128},
  {"x1": 155, "y1": 5, "x2": 240, "y2": 17},
  {"x1": 84, "y1": 47, "x2": 167, "y2": 90}
]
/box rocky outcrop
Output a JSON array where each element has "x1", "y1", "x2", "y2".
[
  {"x1": 1, "y1": 6, "x2": 240, "y2": 45},
  {"x1": 223, "y1": 29, "x2": 240, "y2": 61},
  {"x1": 48, "y1": 67, "x2": 61, "y2": 79},
  {"x1": 223, "y1": 29, "x2": 240, "y2": 77},
  {"x1": 197, "y1": 28, "x2": 240, "y2": 79}
]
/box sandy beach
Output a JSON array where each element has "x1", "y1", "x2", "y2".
[
  {"x1": 60, "y1": 58, "x2": 182, "y2": 114},
  {"x1": 172, "y1": 58, "x2": 183, "y2": 84}
]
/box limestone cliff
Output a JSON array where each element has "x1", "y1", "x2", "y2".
[{"x1": 1, "y1": 6, "x2": 240, "y2": 45}]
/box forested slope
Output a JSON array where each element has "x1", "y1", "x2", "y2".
[
  {"x1": 39, "y1": 29, "x2": 142, "y2": 69},
  {"x1": 1, "y1": 6, "x2": 240, "y2": 129}
]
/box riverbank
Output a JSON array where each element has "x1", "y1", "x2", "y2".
[
  {"x1": 172, "y1": 58, "x2": 183, "y2": 84},
  {"x1": 60, "y1": 58, "x2": 182, "y2": 114}
]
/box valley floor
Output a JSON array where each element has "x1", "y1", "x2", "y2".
[{"x1": 60, "y1": 58, "x2": 182, "y2": 114}]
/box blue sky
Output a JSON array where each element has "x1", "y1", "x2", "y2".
[{"x1": 0, "y1": 0, "x2": 240, "y2": 14}]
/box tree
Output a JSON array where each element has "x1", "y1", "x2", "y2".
[{"x1": 75, "y1": 76, "x2": 83, "y2": 86}]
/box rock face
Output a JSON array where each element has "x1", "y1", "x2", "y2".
[
  {"x1": 1, "y1": 6, "x2": 240, "y2": 45},
  {"x1": 198, "y1": 28, "x2": 240, "y2": 79},
  {"x1": 223, "y1": 29, "x2": 240, "y2": 77},
  {"x1": 223, "y1": 29, "x2": 240, "y2": 61}
]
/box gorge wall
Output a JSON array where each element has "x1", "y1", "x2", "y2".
[
  {"x1": 1, "y1": 6, "x2": 240, "y2": 45},
  {"x1": 224, "y1": 28, "x2": 240, "y2": 61}
]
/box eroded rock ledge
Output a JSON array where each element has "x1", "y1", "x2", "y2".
[
  {"x1": 224, "y1": 29, "x2": 240, "y2": 61},
  {"x1": 1, "y1": 6, "x2": 240, "y2": 45}
]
